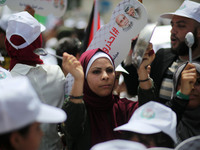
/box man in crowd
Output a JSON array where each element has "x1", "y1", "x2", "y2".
[{"x1": 123, "y1": 0, "x2": 200, "y2": 104}]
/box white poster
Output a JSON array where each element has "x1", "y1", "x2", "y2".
[
  {"x1": 87, "y1": 0, "x2": 148, "y2": 67},
  {"x1": 0, "y1": 0, "x2": 67, "y2": 17}
]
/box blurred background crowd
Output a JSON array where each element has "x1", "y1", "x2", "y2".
[{"x1": 1, "y1": 0, "x2": 197, "y2": 70}]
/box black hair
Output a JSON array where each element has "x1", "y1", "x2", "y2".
[
  {"x1": 121, "y1": 131, "x2": 175, "y2": 148},
  {"x1": 0, "y1": 124, "x2": 31, "y2": 150},
  {"x1": 56, "y1": 37, "x2": 81, "y2": 68}
]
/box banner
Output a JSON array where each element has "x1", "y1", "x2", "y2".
[
  {"x1": 0, "y1": 0, "x2": 67, "y2": 17},
  {"x1": 86, "y1": 0, "x2": 148, "y2": 67}
]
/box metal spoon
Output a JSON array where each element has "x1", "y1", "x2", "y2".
[
  {"x1": 34, "y1": 48, "x2": 63, "y2": 60},
  {"x1": 185, "y1": 32, "x2": 194, "y2": 63}
]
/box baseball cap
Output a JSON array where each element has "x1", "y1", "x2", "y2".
[
  {"x1": 175, "y1": 135, "x2": 200, "y2": 150},
  {"x1": 114, "y1": 101, "x2": 177, "y2": 143},
  {"x1": 6, "y1": 11, "x2": 46, "y2": 50},
  {"x1": 0, "y1": 77, "x2": 66, "y2": 134},
  {"x1": 91, "y1": 139, "x2": 147, "y2": 150},
  {"x1": 160, "y1": 0, "x2": 200, "y2": 23}
]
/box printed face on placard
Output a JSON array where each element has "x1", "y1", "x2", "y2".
[{"x1": 86, "y1": 0, "x2": 148, "y2": 67}]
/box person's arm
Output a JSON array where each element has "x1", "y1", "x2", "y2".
[
  {"x1": 61, "y1": 53, "x2": 86, "y2": 147},
  {"x1": 166, "y1": 63, "x2": 196, "y2": 123},
  {"x1": 62, "y1": 52, "x2": 84, "y2": 103},
  {"x1": 137, "y1": 43, "x2": 157, "y2": 106},
  {"x1": 137, "y1": 44, "x2": 155, "y2": 90}
]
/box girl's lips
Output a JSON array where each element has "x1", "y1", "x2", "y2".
[{"x1": 100, "y1": 84, "x2": 112, "y2": 88}]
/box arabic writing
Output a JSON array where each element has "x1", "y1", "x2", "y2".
[
  {"x1": 112, "y1": 52, "x2": 119, "y2": 60},
  {"x1": 19, "y1": 2, "x2": 44, "y2": 10},
  {"x1": 102, "y1": 27, "x2": 119, "y2": 53}
]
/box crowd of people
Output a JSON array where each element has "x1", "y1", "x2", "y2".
[{"x1": 0, "y1": 0, "x2": 200, "y2": 150}]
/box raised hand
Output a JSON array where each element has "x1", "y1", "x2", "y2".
[
  {"x1": 180, "y1": 63, "x2": 197, "y2": 95},
  {"x1": 137, "y1": 43, "x2": 155, "y2": 90},
  {"x1": 137, "y1": 43, "x2": 155, "y2": 78},
  {"x1": 62, "y1": 52, "x2": 84, "y2": 80}
]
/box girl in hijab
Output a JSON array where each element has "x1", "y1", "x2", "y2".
[
  {"x1": 167, "y1": 62, "x2": 200, "y2": 144},
  {"x1": 61, "y1": 47, "x2": 155, "y2": 150}
]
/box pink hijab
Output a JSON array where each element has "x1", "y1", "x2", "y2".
[{"x1": 79, "y1": 48, "x2": 139, "y2": 146}]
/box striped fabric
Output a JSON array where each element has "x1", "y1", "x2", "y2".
[{"x1": 159, "y1": 59, "x2": 184, "y2": 101}]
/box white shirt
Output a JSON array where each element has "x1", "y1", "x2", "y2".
[{"x1": 11, "y1": 63, "x2": 65, "y2": 150}]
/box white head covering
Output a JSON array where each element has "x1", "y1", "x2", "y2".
[{"x1": 85, "y1": 51, "x2": 114, "y2": 78}]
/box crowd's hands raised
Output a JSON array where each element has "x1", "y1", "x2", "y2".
[
  {"x1": 179, "y1": 63, "x2": 197, "y2": 95},
  {"x1": 137, "y1": 43, "x2": 155, "y2": 89}
]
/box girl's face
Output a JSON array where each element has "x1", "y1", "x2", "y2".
[
  {"x1": 87, "y1": 57, "x2": 115, "y2": 97},
  {"x1": 188, "y1": 75, "x2": 200, "y2": 109},
  {"x1": 14, "y1": 122, "x2": 43, "y2": 150}
]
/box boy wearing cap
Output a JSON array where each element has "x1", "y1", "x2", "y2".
[
  {"x1": 0, "y1": 77, "x2": 66, "y2": 150},
  {"x1": 5, "y1": 11, "x2": 66, "y2": 150},
  {"x1": 114, "y1": 101, "x2": 177, "y2": 148},
  {"x1": 123, "y1": 0, "x2": 200, "y2": 103}
]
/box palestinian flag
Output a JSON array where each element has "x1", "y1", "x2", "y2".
[{"x1": 81, "y1": 0, "x2": 100, "y2": 53}]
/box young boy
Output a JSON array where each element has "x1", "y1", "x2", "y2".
[{"x1": 0, "y1": 77, "x2": 67, "y2": 150}]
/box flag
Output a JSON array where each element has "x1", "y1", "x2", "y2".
[{"x1": 81, "y1": 0, "x2": 101, "y2": 53}]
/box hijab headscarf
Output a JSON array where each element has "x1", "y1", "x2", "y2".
[
  {"x1": 172, "y1": 62, "x2": 200, "y2": 142},
  {"x1": 79, "y1": 48, "x2": 138, "y2": 146},
  {"x1": 5, "y1": 34, "x2": 43, "y2": 70}
]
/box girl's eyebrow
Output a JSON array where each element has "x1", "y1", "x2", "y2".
[{"x1": 90, "y1": 67, "x2": 101, "y2": 70}]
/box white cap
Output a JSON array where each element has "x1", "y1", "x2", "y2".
[
  {"x1": 115, "y1": 64, "x2": 129, "y2": 74},
  {"x1": 0, "y1": 77, "x2": 66, "y2": 134},
  {"x1": 160, "y1": 0, "x2": 200, "y2": 23},
  {"x1": 175, "y1": 135, "x2": 200, "y2": 150},
  {"x1": 0, "y1": 15, "x2": 10, "y2": 32},
  {"x1": 114, "y1": 101, "x2": 177, "y2": 143},
  {"x1": 148, "y1": 148, "x2": 173, "y2": 150},
  {"x1": 6, "y1": 11, "x2": 46, "y2": 49},
  {"x1": 91, "y1": 139, "x2": 147, "y2": 150}
]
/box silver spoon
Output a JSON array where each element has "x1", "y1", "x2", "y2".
[
  {"x1": 185, "y1": 32, "x2": 194, "y2": 63},
  {"x1": 34, "y1": 48, "x2": 63, "y2": 60}
]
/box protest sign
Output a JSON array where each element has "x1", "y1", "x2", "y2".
[
  {"x1": 0, "y1": 0, "x2": 67, "y2": 17},
  {"x1": 86, "y1": 0, "x2": 148, "y2": 67}
]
